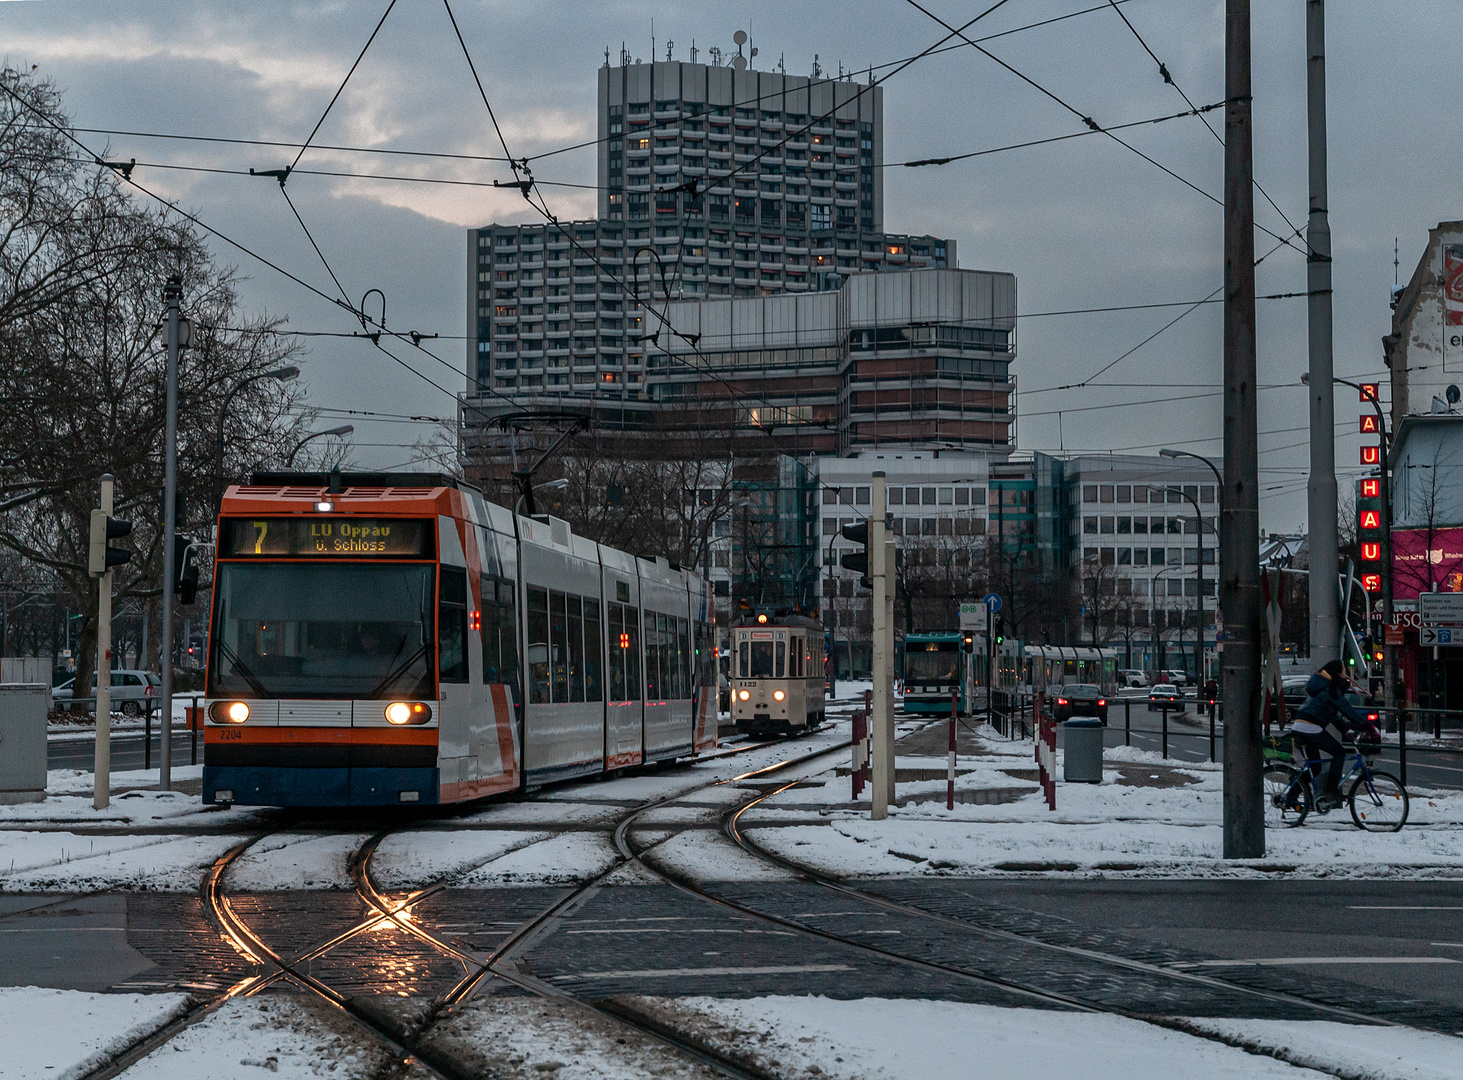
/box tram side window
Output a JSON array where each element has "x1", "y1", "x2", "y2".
[
  {"x1": 479, "y1": 575, "x2": 500, "y2": 682},
  {"x1": 624, "y1": 604, "x2": 641, "y2": 700},
  {"x1": 550, "y1": 591, "x2": 571, "y2": 703},
  {"x1": 569, "y1": 593, "x2": 588, "y2": 703},
  {"x1": 673, "y1": 617, "x2": 688, "y2": 699},
  {"x1": 792, "y1": 637, "x2": 804, "y2": 678},
  {"x1": 439, "y1": 567, "x2": 469, "y2": 683},
  {"x1": 583, "y1": 598, "x2": 602, "y2": 702},
  {"x1": 498, "y1": 581, "x2": 518, "y2": 689},
  {"x1": 738, "y1": 640, "x2": 750, "y2": 679},
  {"x1": 607, "y1": 603, "x2": 625, "y2": 700},
  {"x1": 775, "y1": 639, "x2": 786, "y2": 678},
  {"x1": 527, "y1": 587, "x2": 550, "y2": 704},
  {"x1": 642, "y1": 610, "x2": 659, "y2": 700}
]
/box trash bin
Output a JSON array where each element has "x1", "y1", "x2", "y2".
[
  {"x1": 0, "y1": 683, "x2": 48, "y2": 803},
  {"x1": 1063, "y1": 716, "x2": 1105, "y2": 783}
]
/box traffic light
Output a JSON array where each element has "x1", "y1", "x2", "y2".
[
  {"x1": 961, "y1": 632, "x2": 974, "y2": 653},
  {"x1": 174, "y1": 535, "x2": 199, "y2": 605},
  {"x1": 840, "y1": 521, "x2": 870, "y2": 589},
  {"x1": 88, "y1": 510, "x2": 132, "y2": 576},
  {"x1": 993, "y1": 615, "x2": 1005, "y2": 646}
]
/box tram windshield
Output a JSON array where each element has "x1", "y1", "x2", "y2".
[
  {"x1": 905, "y1": 646, "x2": 960, "y2": 683},
  {"x1": 208, "y1": 562, "x2": 434, "y2": 699}
]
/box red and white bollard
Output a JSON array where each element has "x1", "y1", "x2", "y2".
[
  {"x1": 947, "y1": 689, "x2": 957, "y2": 810},
  {"x1": 1034, "y1": 691, "x2": 1056, "y2": 811}
]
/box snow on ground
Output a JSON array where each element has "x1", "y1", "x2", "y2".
[
  {"x1": 371, "y1": 828, "x2": 552, "y2": 888},
  {"x1": 650, "y1": 996, "x2": 1330, "y2": 1080},
  {"x1": 641, "y1": 828, "x2": 799, "y2": 884},
  {"x1": 745, "y1": 735, "x2": 1463, "y2": 879},
  {"x1": 0, "y1": 986, "x2": 188, "y2": 1080},
  {"x1": 423, "y1": 995, "x2": 724, "y2": 1080},
  {"x1": 227, "y1": 833, "x2": 370, "y2": 890},
  {"x1": 454, "y1": 830, "x2": 620, "y2": 886},
  {"x1": 117, "y1": 995, "x2": 408, "y2": 1080},
  {"x1": 0, "y1": 767, "x2": 261, "y2": 827},
  {"x1": 1180, "y1": 1018, "x2": 1463, "y2": 1080},
  {"x1": 0, "y1": 832, "x2": 250, "y2": 892}
]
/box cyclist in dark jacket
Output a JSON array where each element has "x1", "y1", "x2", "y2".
[{"x1": 1292, "y1": 659, "x2": 1376, "y2": 809}]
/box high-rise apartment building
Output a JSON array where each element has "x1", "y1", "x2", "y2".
[{"x1": 465, "y1": 55, "x2": 956, "y2": 408}]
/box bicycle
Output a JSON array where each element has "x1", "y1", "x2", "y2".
[{"x1": 1262, "y1": 734, "x2": 1409, "y2": 832}]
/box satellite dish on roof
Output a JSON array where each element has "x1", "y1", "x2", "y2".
[
  {"x1": 733, "y1": 30, "x2": 747, "y2": 45},
  {"x1": 732, "y1": 54, "x2": 747, "y2": 69}
]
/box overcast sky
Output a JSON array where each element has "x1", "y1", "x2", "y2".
[{"x1": 3, "y1": 0, "x2": 1456, "y2": 532}]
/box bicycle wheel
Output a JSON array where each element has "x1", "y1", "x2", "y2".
[
  {"x1": 1263, "y1": 763, "x2": 1310, "y2": 828},
  {"x1": 1348, "y1": 770, "x2": 1409, "y2": 832}
]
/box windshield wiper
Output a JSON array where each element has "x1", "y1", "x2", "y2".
[
  {"x1": 215, "y1": 636, "x2": 270, "y2": 698},
  {"x1": 369, "y1": 642, "x2": 428, "y2": 698}
]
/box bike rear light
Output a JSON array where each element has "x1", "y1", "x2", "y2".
[
  {"x1": 210, "y1": 701, "x2": 249, "y2": 723},
  {"x1": 386, "y1": 701, "x2": 433, "y2": 725},
  {"x1": 773, "y1": 690, "x2": 786, "y2": 702}
]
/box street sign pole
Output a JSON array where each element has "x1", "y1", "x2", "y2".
[
  {"x1": 160, "y1": 276, "x2": 181, "y2": 792},
  {"x1": 93, "y1": 475, "x2": 114, "y2": 812}
]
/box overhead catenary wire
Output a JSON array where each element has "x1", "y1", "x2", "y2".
[
  {"x1": 902, "y1": 0, "x2": 1306, "y2": 259},
  {"x1": 289, "y1": 0, "x2": 399, "y2": 172},
  {"x1": 50, "y1": 2, "x2": 1141, "y2": 174},
  {"x1": 1102, "y1": 0, "x2": 1309, "y2": 254}
]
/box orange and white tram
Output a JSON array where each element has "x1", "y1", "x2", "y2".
[{"x1": 202, "y1": 472, "x2": 715, "y2": 807}]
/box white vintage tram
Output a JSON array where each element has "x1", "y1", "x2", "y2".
[{"x1": 729, "y1": 615, "x2": 826, "y2": 736}]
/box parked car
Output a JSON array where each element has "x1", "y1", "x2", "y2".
[
  {"x1": 1117, "y1": 669, "x2": 1149, "y2": 689},
  {"x1": 1052, "y1": 683, "x2": 1108, "y2": 724},
  {"x1": 1148, "y1": 684, "x2": 1184, "y2": 711},
  {"x1": 52, "y1": 669, "x2": 161, "y2": 716},
  {"x1": 1160, "y1": 669, "x2": 1191, "y2": 687}
]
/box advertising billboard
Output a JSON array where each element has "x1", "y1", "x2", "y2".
[{"x1": 1392, "y1": 526, "x2": 1463, "y2": 599}]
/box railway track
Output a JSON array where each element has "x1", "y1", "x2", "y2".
[
  {"x1": 78, "y1": 728, "x2": 850, "y2": 1080},
  {"x1": 602, "y1": 775, "x2": 1463, "y2": 1079}
]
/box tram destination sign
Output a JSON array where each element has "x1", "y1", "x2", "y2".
[{"x1": 221, "y1": 518, "x2": 432, "y2": 558}]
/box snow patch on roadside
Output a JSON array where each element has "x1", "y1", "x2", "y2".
[
  {"x1": 228, "y1": 833, "x2": 369, "y2": 890},
  {"x1": 372, "y1": 829, "x2": 552, "y2": 887},
  {"x1": 649, "y1": 996, "x2": 1330, "y2": 1079},
  {"x1": 642, "y1": 828, "x2": 799, "y2": 883},
  {"x1": 0, "y1": 832, "x2": 250, "y2": 892},
  {"x1": 454, "y1": 830, "x2": 619, "y2": 886},
  {"x1": 116, "y1": 995, "x2": 398, "y2": 1079},
  {"x1": 0, "y1": 986, "x2": 188, "y2": 1080},
  {"x1": 1179, "y1": 1017, "x2": 1463, "y2": 1080}
]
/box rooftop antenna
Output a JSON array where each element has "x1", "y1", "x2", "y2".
[
  {"x1": 732, "y1": 29, "x2": 748, "y2": 70},
  {"x1": 689, "y1": 39, "x2": 697, "y2": 64},
  {"x1": 709, "y1": 45, "x2": 723, "y2": 66},
  {"x1": 1395, "y1": 236, "x2": 1400, "y2": 286},
  {"x1": 620, "y1": 42, "x2": 630, "y2": 66},
  {"x1": 666, "y1": 39, "x2": 674, "y2": 61},
  {"x1": 812, "y1": 53, "x2": 822, "y2": 78},
  {"x1": 778, "y1": 52, "x2": 785, "y2": 73},
  {"x1": 650, "y1": 18, "x2": 654, "y2": 65},
  {"x1": 604, "y1": 46, "x2": 610, "y2": 67}
]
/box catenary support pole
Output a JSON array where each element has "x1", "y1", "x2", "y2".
[
  {"x1": 1305, "y1": 0, "x2": 1338, "y2": 666},
  {"x1": 1222, "y1": 0, "x2": 1266, "y2": 858},
  {"x1": 948, "y1": 688, "x2": 957, "y2": 810},
  {"x1": 93, "y1": 475, "x2": 113, "y2": 812},
  {"x1": 884, "y1": 538, "x2": 897, "y2": 804},
  {"x1": 870, "y1": 472, "x2": 889, "y2": 820},
  {"x1": 159, "y1": 276, "x2": 181, "y2": 791}
]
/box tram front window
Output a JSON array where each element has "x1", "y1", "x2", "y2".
[
  {"x1": 745, "y1": 641, "x2": 776, "y2": 678},
  {"x1": 209, "y1": 562, "x2": 434, "y2": 699},
  {"x1": 906, "y1": 649, "x2": 960, "y2": 683}
]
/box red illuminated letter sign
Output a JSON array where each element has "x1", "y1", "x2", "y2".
[
  {"x1": 1360, "y1": 414, "x2": 1380, "y2": 433},
  {"x1": 1361, "y1": 541, "x2": 1381, "y2": 561},
  {"x1": 1360, "y1": 383, "x2": 1379, "y2": 402},
  {"x1": 1362, "y1": 573, "x2": 1382, "y2": 592},
  {"x1": 1361, "y1": 478, "x2": 1380, "y2": 498},
  {"x1": 1360, "y1": 509, "x2": 1381, "y2": 530},
  {"x1": 1361, "y1": 445, "x2": 1380, "y2": 465}
]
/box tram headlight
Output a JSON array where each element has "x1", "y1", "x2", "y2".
[
  {"x1": 386, "y1": 701, "x2": 433, "y2": 725},
  {"x1": 773, "y1": 690, "x2": 785, "y2": 702},
  {"x1": 738, "y1": 689, "x2": 750, "y2": 702},
  {"x1": 209, "y1": 701, "x2": 249, "y2": 724}
]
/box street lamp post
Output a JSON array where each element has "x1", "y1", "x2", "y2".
[
  {"x1": 286, "y1": 425, "x2": 354, "y2": 468},
  {"x1": 214, "y1": 366, "x2": 300, "y2": 513},
  {"x1": 1152, "y1": 563, "x2": 1186, "y2": 674},
  {"x1": 1150, "y1": 485, "x2": 1210, "y2": 683}
]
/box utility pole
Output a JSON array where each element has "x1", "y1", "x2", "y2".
[
  {"x1": 1222, "y1": 0, "x2": 1265, "y2": 858},
  {"x1": 870, "y1": 472, "x2": 890, "y2": 819},
  {"x1": 89, "y1": 476, "x2": 131, "y2": 810},
  {"x1": 1305, "y1": 0, "x2": 1338, "y2": 666},
  {"x1": 160, "y1": 275, "x2": 181, "y2": 791}
]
